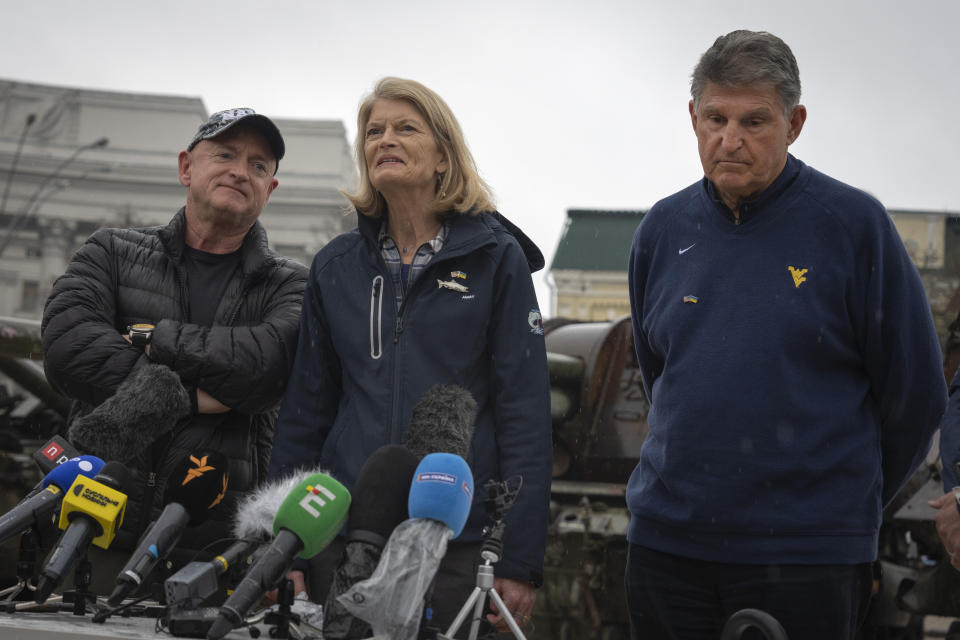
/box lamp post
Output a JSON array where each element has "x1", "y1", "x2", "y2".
[
  {"x1": 0, "y1": 113, "x2": 38, "y2": 218},
  {"x1": 0, "y1": 136, "x2": 108, "y2": 258}
]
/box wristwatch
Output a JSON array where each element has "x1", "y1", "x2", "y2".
[{"x1": 128, "y1": 323, "x2": 155, "y2": 348}]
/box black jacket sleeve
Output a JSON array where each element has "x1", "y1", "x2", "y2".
[
  {"x1": 148, "y1": 259, "x2": 307, "y2": 415},
  {"x1": 42, "y1": 228, "x2": 149, "y2": 405}
]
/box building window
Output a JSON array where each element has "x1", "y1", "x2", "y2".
[
  {"x1": 25, "y1": 246, "x2": 43, "y2": 258},
  {"x1": 20, "y1": 280, "x2": 39, "y2": 312}
]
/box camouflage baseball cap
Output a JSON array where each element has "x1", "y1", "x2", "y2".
[{"x1": 187, "y1": 108, "x2": 285, "y2": 172}]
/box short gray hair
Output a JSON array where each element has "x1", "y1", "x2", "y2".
[{"x1": 691, "y1": 30, "x2": 801, "y2": 115}]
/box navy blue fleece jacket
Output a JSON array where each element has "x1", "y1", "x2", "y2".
[
  {"x1": 268, "y1": 210, "x2": 552, "y2": 585},
  {"x1": 627, "y1": 155, "x2": 946, "y2": 564}
]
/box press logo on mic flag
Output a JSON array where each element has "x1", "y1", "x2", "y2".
[
  {"x1": 418, "y1": 472, "x2": 456, "y2": 485},
  {"x1": 274, "y1": 473, "x2": 351, "y2": 559},
  {"x1": 165, "y1": 449, "x2": 230, "y2": 522},
  {"x1": 41, "y1": 442, "x2": 65, "y2": 462},
  {"x1": 415, "y1": 471, "x2": 474, "y2": 501},
  {"x1": 59, "y1": 475, "x2": 128, "y2": 548},
  {"x1": 209, "y1": 473, "x2": 228, "y2": 509},
  {"x1": 181, "y1": 455, "x2": 215, "y2": 485},
  {"x1": 299, "y1": 482, "x2": 340, "y2": 518}
]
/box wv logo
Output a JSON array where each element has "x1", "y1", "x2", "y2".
[
  {"x1": 787, "y1": 266, "x2": 808, "y2": 288},
  {"x1": 299, "y1": 484, "x2": 338, "y2": 518}
]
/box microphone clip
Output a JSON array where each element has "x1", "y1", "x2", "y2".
[{"x1": 480, "y1": 478, "x2": 521, "y2": 564}]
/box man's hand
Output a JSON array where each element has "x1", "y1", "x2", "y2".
[
  {"x1": 264, "y1": 569, "x2": 308, "y2": 604},
  {"x1": 197, "y1": 389, "x2": 231, "y2": 414},
  {"x1": 929, "y1": 491, "x2": 960, "y2": 570},
  {"x1": 485, "y1": 577, "x2": 535, "y2": 631},
  {"x1": 119, "y1": 336, "x2": 229, "y2": 414}
]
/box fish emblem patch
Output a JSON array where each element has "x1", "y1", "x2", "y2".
[{"x1": 437, "y1": 279, "x2": 469, "y2": 293}]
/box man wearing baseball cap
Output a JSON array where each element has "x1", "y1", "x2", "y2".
[{"x1": 41, "y1": 108, "x2": 308, "y2": 594}]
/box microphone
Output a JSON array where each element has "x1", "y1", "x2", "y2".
[
  {"x1": 108, "y1": 450, "x2": 230, "y2": 606},
  {"x1": 207, "y1": 472, "x2": 351, "y2": 640},
  {"x1": 31, "y1": 435, "x2": 82, "y2": 474},
  {"x1": 408, "y1": 452, "x2": 474, "y2": 539},
  {"x1": 402, "y1": 384, "x2": 477, "y2": 460},
  {"x1": 0, "y1": 455, "x2": 104, "y2": 545},
  {"x1": 164, "y1": 471, "x2": 308, "y2": 611},
  {"x1": 69, "y1": 364, "x2": 191, "y2": 464},
  {"x1": 339, "y1": 453, "x2": 474, "y2": 640},
  {"x1": 35, "y1": 461, "x2": 133, "y2": 603},
  {"x1": 324, "y1": 444, "x2": 420, "y2": 640},
  {"x1": 164, "y1": 539, "x2": 260, "y2": 612}
]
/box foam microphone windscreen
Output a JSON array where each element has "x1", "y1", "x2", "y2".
[
  {"x1": 34, "y1": 462, "x2": 133, "y2": 603},
  {"x1": 57, "y1": 461, "x2": 133, "y2": 548},
  {"x1": 0, "y1": 456, "x2": 104, "y2": 546},
  {"x1": 207, "y1": 474, "x2": 351, "y2": 640},
  {"x1": 164, "y1": 449, "x2": 230, "y2": 526},
  {"x1": 274, "y1": 473, "x2": 351, "y2": 559},
  {"x1": 401, "y1": 384, "x2": 477, "y2": 460},
  {"x1": 348, "y1": 444, "x2": 419, "y2": 540},
  {"x1": 68, "y1": 364, "x2": 191, "y2": 464},
  {"x1": 408, "y1": 453, "x2": 474, "y2": 539},
  {"x1": 43, "y1": 455, "x2": 105, "y2": 491},
  {"x1": 324, "y1": 446, "x2": 418, "y2": 640},
  {"x1": 232, "y1": 467, "x2": 326, "y2": 542}
]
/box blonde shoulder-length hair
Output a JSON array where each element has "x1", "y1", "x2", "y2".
[{"x1": 342, "y1": 77, "x2": 495, "y2": 218}]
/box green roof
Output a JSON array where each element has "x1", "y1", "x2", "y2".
[{"x1": 550, "y1": 209, "x2": 646, "y2": 271}]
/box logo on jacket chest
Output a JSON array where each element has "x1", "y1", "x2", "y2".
[
  {"x1": 787, "y1": 266, "x2": 809, "y2": 288},
  {"x1": 437, "y1": 270, "x2": 473, "y2": 299},
  {"x1": 437, "y1": 279, "x2": 469, "y2": 293}
]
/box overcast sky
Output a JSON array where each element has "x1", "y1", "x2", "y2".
[{"x1": 1, "y1": 0, "x2": 957, "y2": 311}]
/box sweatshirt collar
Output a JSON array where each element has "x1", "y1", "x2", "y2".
[{"x1": 704, "y1": 153, "x2": 801, "y2": 224}]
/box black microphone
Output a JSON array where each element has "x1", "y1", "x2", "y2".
[
  {"x1": 338, "y1": 453, "x2": 474, "y2": 638},
  {"x1": 68, "y1": 364, "x2": 191, "y2": 464},
  {"x1": 107, "y1": 450, "x2": 230, "y2": 606},
  {"x1": 324, "y1": 444, "x2": 420, "y2": 640},
  {"x1": 164, "y1": 471, "x2": 305, "y2": 611},
  {"x1": 0, "y1": 456, "x2": 104, "y2": 545},
  {"x1": 401, "y1": 384, "x2": 477, "y2": 460},
  {"x1": 35, "y1": 461, "x2": 133, "y2": 604}
]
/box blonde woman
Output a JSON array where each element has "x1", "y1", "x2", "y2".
[{"x1": 268, "y1": 77, "x2": 552, "y2": 634}]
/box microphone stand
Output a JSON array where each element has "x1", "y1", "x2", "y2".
[
  {"x1": 59, "y1": 553, "x2": 96, "y2": 616},
  {"x1": 440, "y1": 482, "x2": 527, "y2": 640},
  {"x1": 11, "y1": 527, "x2": 41, "y2": 602},
  {"x1": 263, "y1": 576, "x2": 301, "y2": 639}
]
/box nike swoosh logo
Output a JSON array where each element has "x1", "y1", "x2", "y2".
[{"x1": 679, "y1": 244, "x2": 696, "y2": 255}]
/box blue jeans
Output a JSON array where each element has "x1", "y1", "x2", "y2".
[{"x1": 625, "y1": 543, "x2": 873, "y2": 639}]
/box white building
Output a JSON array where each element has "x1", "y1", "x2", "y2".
[{"x1": 0, "y1": 78, "x2": 356, "y2": 320}]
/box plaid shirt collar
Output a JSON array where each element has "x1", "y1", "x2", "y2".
[{"x1": 379, "y1": 220, "x2": 448, "y2": 310}]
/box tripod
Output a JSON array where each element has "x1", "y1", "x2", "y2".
[{"x1": 440, "y1": 481, "x2": 527, "y2": 640}]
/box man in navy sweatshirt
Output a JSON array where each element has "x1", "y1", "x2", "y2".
[{"x1": 625, "y1": 30, "x2": 946, "y2": 639}]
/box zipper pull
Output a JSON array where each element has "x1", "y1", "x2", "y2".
[
  {"x1": 147, "y1": 471, "x2": 157, "y2": 487},
  {"x1": 394, "y1": 316, "x2": 404, "y2": 343}
]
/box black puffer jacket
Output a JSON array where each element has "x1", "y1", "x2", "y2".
[{"x1": 41, "y1": 208, "x2": 308, "y2": 552}]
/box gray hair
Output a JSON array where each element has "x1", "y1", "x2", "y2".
[{"x1": 691, "y1": 30, "x2": 801, "y2": 115}]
